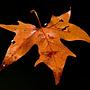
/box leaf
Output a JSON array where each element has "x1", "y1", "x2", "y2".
[{"x1": 0, "y1": 10, "x2": 90, "y2": 85}]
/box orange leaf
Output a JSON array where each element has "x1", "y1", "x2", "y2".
[{"x1": 0, "y1": 10, "x2": 90, "y2": 85}]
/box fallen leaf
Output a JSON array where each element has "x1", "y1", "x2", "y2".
[{"x1": 0, "y1": 10, "x2": 90, "y2": 85}]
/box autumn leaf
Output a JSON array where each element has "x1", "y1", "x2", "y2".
[{"x1": 0, "y1": 10, "x2": 90, "y2": 85}]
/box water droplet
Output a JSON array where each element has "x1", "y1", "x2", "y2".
[{"x1": 44, "y1": 23, "x2": 47, "y2": 26}]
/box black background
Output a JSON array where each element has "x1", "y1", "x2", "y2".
[{"x1": 0, "y1": 0, "x2": 90, "y2": 90}]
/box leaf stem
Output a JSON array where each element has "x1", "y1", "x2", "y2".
[{"x1": 30, "y1": 10, "x2": 42, "y2": 28}]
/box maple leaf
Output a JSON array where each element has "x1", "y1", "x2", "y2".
[{"x1": 0, "y1": 10, "x2": 90, "y2": 85}]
